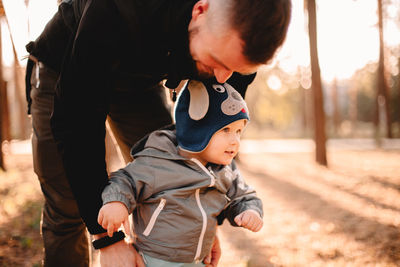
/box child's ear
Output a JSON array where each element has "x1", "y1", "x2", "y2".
[{"x1": 187, "y1": 80, "x2": 209, "y2": 120}]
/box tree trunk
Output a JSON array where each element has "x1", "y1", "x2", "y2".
[
  {"x1": 0, "y1": 81, "x2": 6, "y2": 171},
  {"x1": 377, "y1": 0, "x2": 392, "y2": 138},
  {"x1": 300, "y1": 85, "x2": 307, "y2": 136},
  {"x1": 349, "y1": 80, "x2": 358, "y2": 137},
  {"x1": 307, "y1": 0, "x2": 327, "y2": 166},
  {"x1": 12, "y1": 38, "x2": 30, "y2": 139},
  {"x1": 0, "y1": 108, "x2": 4, "y2": 171},
  {"x1": 0, "y1": 19, "x2": 6, "y2": 171},
  {"x1": 397, "y1": 56, "x2": 400, "y2": 137},
  {"x1": 331, "y1": 78, "x2": 340, "y2": 136},
  {"x1": 298, "y1": 67, "x2": 308, "y2": 137},
  {"x1": 4, "y1": 15, "x2": 30, "y2": 140}
]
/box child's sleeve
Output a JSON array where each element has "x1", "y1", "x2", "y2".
[
  {"x1": 217, "y1": 162, "x2": 263, "y2": 226},
  {"x1": 101, "y1": 156, "x2": 155, "y2": 214}
]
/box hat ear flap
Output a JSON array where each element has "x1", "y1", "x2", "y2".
[{"x1": 187, "y1": 80, "x2": 209, "y2": 120}]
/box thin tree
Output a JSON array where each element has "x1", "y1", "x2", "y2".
[
  {"x1": 0, "y1": 7, "x2": 5, "y2": 171},
  {"x1": 375, "y1": 0, "x2": 392, "y2": 138},
  {"x1": 331, "y1": 78, "x2": 341, "y2": 136},
  {"x1": 4, "y1": 16, "x2": 31, "y2": 140},
  {"x1": 349, "y1": 79, "x2": 358, "y2": 136},
  {"x1": 306, "y1": 0, "x2": 327, "y2": 166},
  {"x1": 300, "y1": 80, "x2": 308, "y2": 136},
  {"x1": 397, "y1": 2, "x2": 400, "y2": 136},
  {"x1": 397, "y1": 57, "x2": 400, "y2": 137},
  {"x1": 298, "y1": 66, "x2": 313, "y2": 138}
]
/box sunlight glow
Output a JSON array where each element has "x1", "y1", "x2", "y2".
[
  {"x1": 2, "y1": 0, "x2": 29, "y2": 62},
  {"x1": 275, "y1": 0, "x2": 400, "y2": 83},
  {"x1": 2, "y1": 0, "x2": 399, "y2": 83},
  {"x1": 317, "y1": 0, "x2": 379, "y2": 81},
  {"x1": 2, "y1": 0, "x2": 57, "y2": 66},
  {"x1": 274, "y1": 0, "x2": 310, "y2": 75},
  {"x1": 267, "y1": 75, "x2": 282, "y2": 91},
  {"x1": 27, "y1": 0, "x2": 58, "y2": 40}
]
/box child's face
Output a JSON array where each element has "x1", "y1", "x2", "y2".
[{"x1": 196, "y1": 119, "x2": 246, "y2": 165}]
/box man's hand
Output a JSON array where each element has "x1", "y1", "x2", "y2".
[
  {"x1": 234, "y1": 209, "x2": 263, "y2": 232},
  {"x1": 99, "y1": 239, "x2": 145, "y2": 267},
  {"x1": 203, "y1": 234, "x2": 221, "y2": 267},
  {"x1": 98, "y1": 201, "x2": 131, "y2": 237}
]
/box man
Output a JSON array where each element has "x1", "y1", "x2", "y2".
[{"x1": 25, "y1": 0, "x2": 291, "y2": 266}]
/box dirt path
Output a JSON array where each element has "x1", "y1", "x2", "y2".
[
  {"x1": 0, "y1": 146, "x2": 399, "y2": 266},
  {"x1": 0, "y1": 154, "x2": 43, "y2": 267},
  {"x1": 218, "y1": 150, "x2": 400, "y2": 267}
]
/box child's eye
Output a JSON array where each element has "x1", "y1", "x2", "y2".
[{"x1": 222, "y1": 127, "x2": 230, "y2": 133}]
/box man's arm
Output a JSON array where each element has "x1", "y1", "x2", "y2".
[
  {"x1": 94, "y1": 232, "x2": 145, "y2": 267},
  {"x1": 51, "y1": 0, "x2": 125, "y2": 234},
  {"x1": 203, "y1": 234, "x2": 221, "y2": 267}
]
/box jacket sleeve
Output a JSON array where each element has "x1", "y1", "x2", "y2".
[
  {"x1": 50, "y1": 0, "x2": 126, "y2": 234},
  {"x1": 101, "y1": 157, "x2": 156, "y2": 214},
  {"x1": 217, "y1": 162, "x2": 263, "y2": 226}
]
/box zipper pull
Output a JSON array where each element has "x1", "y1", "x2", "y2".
[
  {"x1": 159, "y1": 198, "x2": 167, "y2": 209},
  {"x1": 208, "y1": 168, "x2": 216, "y2": 187}
]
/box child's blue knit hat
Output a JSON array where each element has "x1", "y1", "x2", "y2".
[{"x1": 174, "y1": 79, "x2": 250, "y2": 153}]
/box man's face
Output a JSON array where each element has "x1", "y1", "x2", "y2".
[{"x1": 188, "y1": 1, "x2": 259, "y2": 83}]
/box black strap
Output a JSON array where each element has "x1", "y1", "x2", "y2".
[
  {"x1": 92, "y1": 231, "x2": 125, "y2": 249},
  {"x1": 25, "y1": 58, "x2": 34, "y2": 115}
]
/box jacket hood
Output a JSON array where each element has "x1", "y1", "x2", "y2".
[{"x1": 131, "y1": 125, "x2": 185, "y2": 161}]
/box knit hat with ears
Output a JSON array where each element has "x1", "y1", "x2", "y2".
[{"x1": 174, "y1": 79, "x2": 250, "y2": 153}]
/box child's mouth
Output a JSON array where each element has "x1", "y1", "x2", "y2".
[{"x1": 225, "y1": 151, "x2": 235, "y2": 156}]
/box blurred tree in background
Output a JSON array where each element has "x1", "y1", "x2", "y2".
[
  {"x1": 0, "y1": 1, "x2": 6, "y2": 171},
  {"x1": 244, "y1": 0, "x2": 400, "y2": 144},
  {"x1": 0, "y1": 0, "x2": 400, "y2": 168},
  {"x1": 246, "y1": 66, "x2": 300, "y2": 137},
  {"x1": 375, "y1": 0, "x2": 392, "y2": 139}
]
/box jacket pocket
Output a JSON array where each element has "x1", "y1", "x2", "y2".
[{"x1": 143, "y1": 198, "x2": 166, "y2": 236}]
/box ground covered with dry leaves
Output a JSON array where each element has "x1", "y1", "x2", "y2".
[{"x1": 0, "y1": 142, "x2": 399, "y2": 266}]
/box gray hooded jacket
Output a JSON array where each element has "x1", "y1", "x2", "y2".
[{"x1": 102, "y1": 129, "x2": 263, "y2": 263}]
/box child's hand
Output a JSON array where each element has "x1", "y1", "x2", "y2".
[
  {"x1": 234, "y1": 209, "x2": 263, "y2": 232},
  {"x1": 98, "y1": 201, "x2": 131, "y2": 237}
]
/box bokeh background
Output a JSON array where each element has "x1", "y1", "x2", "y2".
[{"x1": 0, "y1": 0, "x2": 399, "y2": 266}]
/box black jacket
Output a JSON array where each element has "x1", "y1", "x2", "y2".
[{"x1": 26, "y1": 0, "x2": 256, "y2": 234}]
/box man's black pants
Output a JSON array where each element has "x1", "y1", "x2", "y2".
[{"x1": 29, "y1": 62, "x2": 172, "y2": 267}]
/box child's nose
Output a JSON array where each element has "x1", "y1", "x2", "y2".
[{"x1": 230, "y1": 134, "x2": 240, "y2": 145}]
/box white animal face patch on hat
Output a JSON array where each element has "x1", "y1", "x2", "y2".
[{"x1": 175, "y1": 79, "x2": 249, "y2": 153}]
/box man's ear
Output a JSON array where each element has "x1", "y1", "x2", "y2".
[
  {"x1": 187, "y1": 80, "x2": 209, "y2": 120},
  {"x1": 191, "y1": 0, "x2": 209, "y2": 21}
]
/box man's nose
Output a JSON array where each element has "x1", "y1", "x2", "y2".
[{"x1": 214, "y1": 68, "x2": 233, "y2": 83}]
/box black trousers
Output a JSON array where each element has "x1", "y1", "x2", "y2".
[{"x1": 29, "y1": 62, "x2": 172, "y2": 267}]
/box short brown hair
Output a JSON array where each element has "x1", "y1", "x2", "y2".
[{"x1": 230, "y1": 0, "x2": 292, "y2": 64}]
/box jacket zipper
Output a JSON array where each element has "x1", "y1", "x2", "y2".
[
  {"x1": 194, "y1": 188, "x2": 207, "y2": 262},
  {"x1": 190, "y1": 158, "x2": 215, "y2": 186},
  {"x1": 142, "y1": 198, "x2": 166, "y2": 236},
  {"x1": 189, "y1": 159, "x2": 216, "y2": 261}
]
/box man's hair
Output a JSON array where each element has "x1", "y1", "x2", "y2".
[{"x1": 209, "y1": 0, "x2": 292, "y2": 65}]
